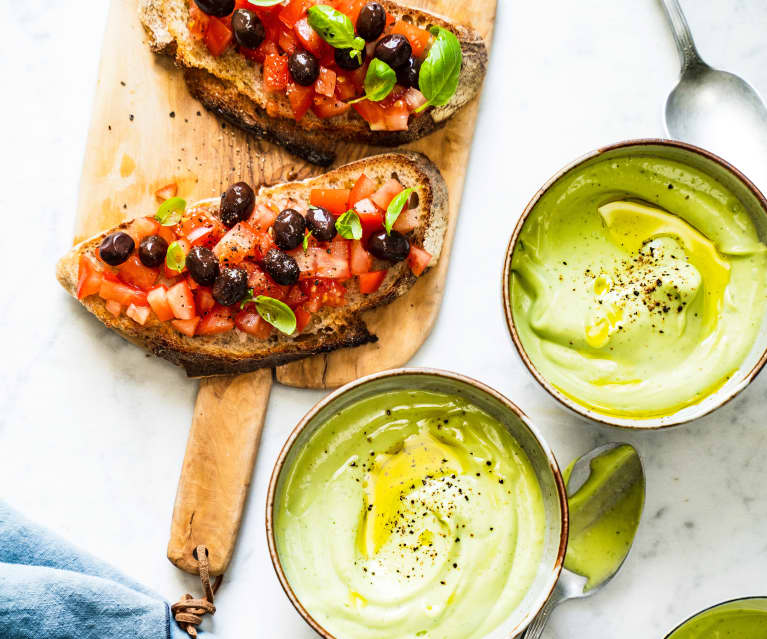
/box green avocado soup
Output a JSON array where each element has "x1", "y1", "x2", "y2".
[
  {"x1": 667, "y1": 599, "x2": 767, "y2": 638},
  {"x1": 275, "y1": 390, "x2": 546, "y2": 639},
  {"x1": 510, "y1": 155, "x2": 767, "y2": 418}
]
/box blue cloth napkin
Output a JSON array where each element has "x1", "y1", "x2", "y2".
[{"x1": 0, "y1": 501, "x2": 213, "y2": 639}]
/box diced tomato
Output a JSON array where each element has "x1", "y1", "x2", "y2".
[
  {"x1": 167, "y1": 281, "x2": 197, "y2": 320},
  {"x1": 332, "y1": 0, "x2": 366, "y2": 24},
  {"x1": 172, "y1": 317, "x2": 200, "y2": 337},
  {"x1": 248, "y1": 204, "x2": 279, "y2": 231},
  {"x1": 293, "y1": 305, "x2": 312, "y2": 333},
  {"x1": 407, "y1": 245, "x2": 432, "y2": 276},
  {"x1": 234, "y1": 310, "x2": 273, "y2": 338},
  {"x1": 157, "y1": 225, "x2": 177, "y2": 246},
  {"x1": 264, "y1": 54, "x2": 289, "y2": 92},
  {"x1": 349, "y1": 239, "x2": 373, "y2": 275},
  {"x1": 358, "y1": 270, "x2": 387, "y2": 294},
  {"x1": 352, "y1": 99, "x2": 387, "y2": 130},
  {"x1": 286, "y1": 82, "x2": 314, "y2": 121},
  {"x1": 278, "y1": 28, "x2": 298, "y2": 54},
  {"x1": 105, "y1": 300, "x2": 122, "y2": 317},
  {"x1": 334, "y1": 73, "x2": 358, "y2": 100},
  {"x1": 294, "y1": 17, "x2": 325, "y2": 56},
  {"x1": 391, "y1": 20, "x2": 432, "y2": 58},
  {"x1": 349, "y1": 174, "x2": 377, "y2": 206},
  {"x1": 279, "y1": 0, "x2": 310, "y2": 28},
  {"x1": 310, "y1": 188, "x2": 351, "y2": 215},
  {"x1": 99, "y1": 278, "x2": 148, "y2": 308},
  {"x1": 404, "y1": 87, "x2": 428, "y2": 111},
  {"x1": 382, "y1": 98, "x2": 410, "y2": 131},
  {"x1": 194, "y1": 287, "x2": 216, "y2": 315},
  {"x1": 314, "y1": 66, "x2": 337, "y2": 97},
  {"x1": 126, "y1": 304, "x2": 151, "y2": 325},
  {"x1": 197, "y1": 306, "x2": 235, "y2": 335},
  {"x1": 371, "y1": 178, "x2": 404, "y2": 210},
  {"x1": 246, "y1": 264, "x2": 289, "y2": 300},
  {"x1": 300, "y1": 278, "x2": 346, "y2": 311},
  {"x1": 185, "y1": 224, "x2": 215, "y2": 247},
  {"x1": 241, "y1": 39, "x2": 279, "y2": 63},
  {"x1": 205, "y1": 17, "x2": 233, "y2": 57},
  {"x1": 146, "y1": 286, "x2": 175, "y2": 321},
  {"x1": 178, "y1": 210, "x2": 225, "y2": 248},
  {"x1": 357, "y1": 210, "x2": 384, "y2": 236},
  {"x1": 125, "y1": 217, "x2": 160, "y2": 245},
  {"x1": 392, "y1": 205, "x2": 419, "y2": 233},
  {"x1": 316, "y1": 237, "x2": 351, "y2": 279},
  {"x1": 214, "y1": 222, "x2": 256, "y2": 265},
  {"x1": 285, "y1": 285, "x2": 309, "y2": 307},
  {"x1": 188, "y1": 4, "x2": 210, "y2": 40},
  {"x1": 155, "y1": 183, "x2": 178, "y2": 202},
  {"x1": 353, "y1": 197, "x2": 378, "y2": 215},
  {"x1": 76, "y1": 255, "x2": 104, "y2": 299},
  {"x1": 312, "y1": 94, "x2": 351, "y2": 119},
  {"x1": 118, "y1": 255, "x2": 159, "y2": 290}
]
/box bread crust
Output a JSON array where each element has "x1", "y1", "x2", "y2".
[
  {"x1": 139, "y1": 0, "x2": 489, "y2": 165},
  {"x1": 58, "y1": 152, "x2": 448, "y2": 377}
]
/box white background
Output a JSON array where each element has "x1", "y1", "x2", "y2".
[{"x1": 2, "y1": 1, "x2": 767, "y2": 637}]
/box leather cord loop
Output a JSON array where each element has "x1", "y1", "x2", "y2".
[{"x1": 172, "y1": 545, "x2": 222, "y2": 637}]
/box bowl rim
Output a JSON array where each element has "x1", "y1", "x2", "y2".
[
  {"x1": 663, "y1": 595, "x2": 767, "y2": 637},
  {"x1": 501, "y1": 137, "x2": 767, "y2": 430},
  {"x1": 265, "y1": 367, "x2": 570, "y2": 639}
]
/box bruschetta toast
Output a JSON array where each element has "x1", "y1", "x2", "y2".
[
  {"x1": 139, "y1": 0, "x2": 488, "y2": 165},
  {"x1": 57, "y1": 152, "x2": 447, "y2": 376}
]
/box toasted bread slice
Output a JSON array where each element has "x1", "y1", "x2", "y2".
[
  {"x1": 139, "y1": 0, "x2": 488, "y2": 166},
  {"x1": 57, "y1": 152, "x2": 447, "y2": 377}
]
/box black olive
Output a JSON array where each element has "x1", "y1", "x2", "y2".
[
  {"x1": 232, "y1": 9, "x2": 265, "y2": 49},
  {"x1": 263, "y1": 248, "x2": 300, "y2": 286},
  {"x1": 288, "y1": 51, "x2": 320, "y2": 86},
  {"x1": 193, "y1": 0, "x2": 235, "y2": 18},
  {"x1": 356, "y1": 2, "x2": 386, "y2": 41},
  {"x1": 367, "y1": 230, "x2": 410, "y2": 262},
  {"x1": 306, "y1": 206, "x2": 337, "y2": 242},
  {"x1": 212, "y1": 266, "x2": 249, "y2": 306},
  {"x1": 273, "y1": 208, "x2": 306, "y2": 251},
  {"x1": 187, "y1": 246, "x2": 220, "y2": 287},
  {"x1": 396, "y1": 55, "x2": 421, "y2": 88},
  {"x1": 99, "y1": 231, "x2": 135, "y2": 266},
  {"x1": 138, "y1": 235, "x2": 168, "y2": 268},
  {"x1": 374, "y1": 34, "x2": 412, "y2": 69},
  {"x1": 334, "y1": 44, "x2": 366, "y2": 71},
  {"x1": 220, "y1": 182, "x2": 255, "y2": 228}
]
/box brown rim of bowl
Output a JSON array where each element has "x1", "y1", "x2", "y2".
[
  {"x1": 663, "y1": 596, "x2": 767, "y2": 638},
  {"x1": 265, "y1": 367, "x2": 569, "y2": 639},
  {"x1": 502, "y1": 138, "x2": 767, "y2": 430}
]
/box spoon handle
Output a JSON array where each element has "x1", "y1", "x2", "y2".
[
  {"x1": 658, "y1": 0, "x2": 703, "y2": 71},
  {"x1": 522, "y1": 590, "x2": 561, "y2": 639}
]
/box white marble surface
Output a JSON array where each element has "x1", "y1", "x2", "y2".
[{"x1": 2, "y1": 1, "x2": 767, "y2": 637}]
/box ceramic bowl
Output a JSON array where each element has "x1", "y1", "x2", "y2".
[
  {"x1": 502, "y1": 139, "x2": 767, "y2": 429},
  {"x1": 664, "y1": 597, "x2": 767, "y2": 637},
  {"x1": 266, "y1": 368, "x2": 568, "y2": 639}
]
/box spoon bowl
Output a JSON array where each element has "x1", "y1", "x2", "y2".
[
  {"x1": 523, "y1": 443, "x2": 645, "y2": 638},
  {"x1": 661, "y1": 0, "x2": 767, "y2": 183}
]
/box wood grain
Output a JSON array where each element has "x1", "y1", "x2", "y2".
[
  {"x1": 168, "y1": 369, "x2": 273, "y2": 575},
  {"x1": 77, "y1": 0, "x2": 496, "y2": 576}
]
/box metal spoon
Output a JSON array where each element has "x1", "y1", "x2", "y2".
[
  {"x1": 660, "y1": 0, "x2": 767, "y2": 184},
  {"x1": 522, "y1": 443, "x2": 645, "y2": 638}
]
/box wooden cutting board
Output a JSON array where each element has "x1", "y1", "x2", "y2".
[{"x1": 75, "y1": 0, "x2": 497, "y2": 575}]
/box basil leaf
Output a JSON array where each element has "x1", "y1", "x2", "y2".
[
  {"x1": 303, "y1": 231, "x2": 312, "y2": 252},
  {"x1": 247, "y1": 0, "x2": 284, "y2": 5},
  {"x1": 417, "y1": 26, "x2": 462, "y2": 112},
  {"x1": 385, "y1": 188, "x2": 413, "y2": 235},
  {"x1": 255, "y1": 295, "x2": 297, "y2": 335},
  {"x1": 155, "y1": 197, "x2": 186, "y2": 226},
  {"x1": 307, "y1": 6, "x2": 365, "y2": 61},
  {"x1": 335, "y1": 209, "x2": 363, "y2": 240},
  {"x1": 165, "y1": 241, "x2": 186, "y2": 272},
  {"x1": 349, "y1": 59, "x2": 396, "y2": 104}
]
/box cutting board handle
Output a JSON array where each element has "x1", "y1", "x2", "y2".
[{"x1": 168, "y1": 369, "x2": 273, "y2": 575}]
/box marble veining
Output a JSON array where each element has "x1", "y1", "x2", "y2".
[{"x1": 1, "y1": 1, "x2": 766, "y2": 637}]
